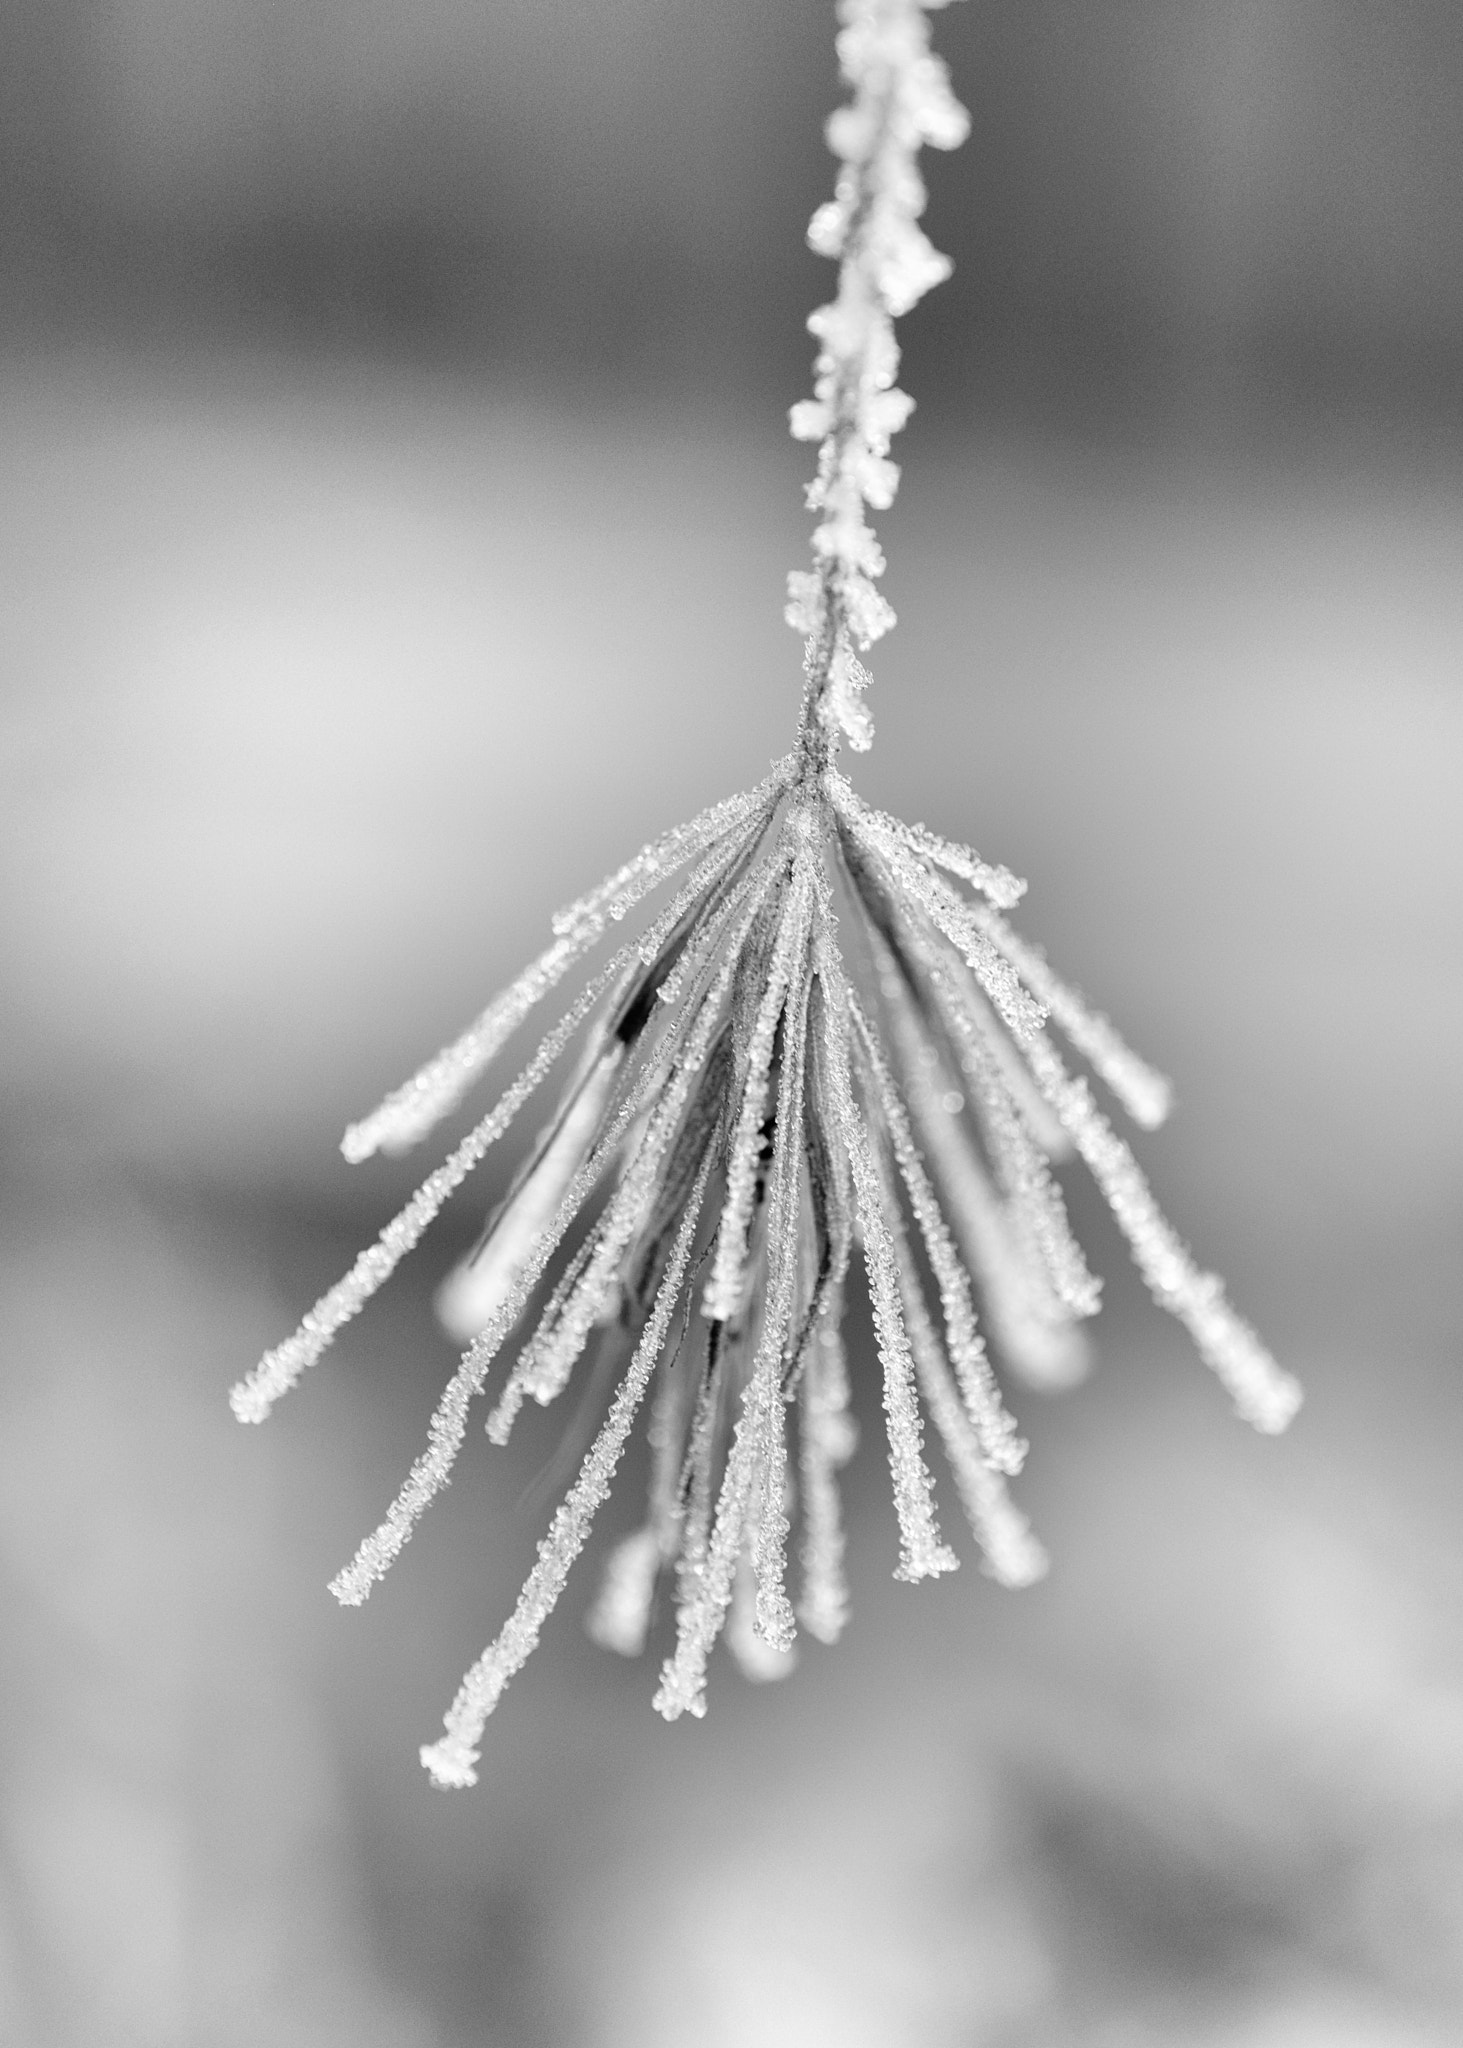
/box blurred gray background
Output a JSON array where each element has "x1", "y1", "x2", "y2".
[{"x1": 2, "y1": 2, "x2": 1461, "y2": 2044}]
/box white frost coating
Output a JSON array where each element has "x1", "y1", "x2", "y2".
[
  {"x1": 231, "y1": 935, "x2": 661, "y2": 1426},
  {"x1": 654, "y1": 957, "x2": 810, "y2": 1720},
  {"x1": 504, "y1": 1218, "x2": 604, "y2": 1397},
  {"x1": 583, "y1": 1320, "x2": 695, "y2": 1656},
  {"x1": 787, "y1": 0, "x2": 970, "y2": 748},
  {"x1": 878, "y1": 832, "x2": 1047, "y2": 1042},
  {"x1": 436, "y1": 1040, "x2": 626, "y2": 1343},
  {"x1": 874, "y1": 938, "x2": 1089, "y2": 1387},
  {"x1": 864, "y1": 1100, "x2": 1045, "y2": 1583},
  {"x1": 894, "y1": 819, "x2": 1026, "y2": 910},
  {"x1": 850, "y1": 996, "x2": 1025, "y2": 1474},
  {"x1": 343, "y1": 791, "x2": 775, "y2": 1162},
  {"x1": 653, "y1": 1346, "x2": 764, "y2": 1719},
  {"x1": 729, "y1": 1514, "x2": 800, "y2": 1683},
  {"x1": 550, "y1": 763, "x2": 790, "y2": 943},
  {"x1": 920, "y1": 945, "x2": 1102, "y2": 1320},
  {"x1": 490, "y1": 851, "x2": 793, "y2": 1432},
  {"x1": 939, "y1": 949, "x2": 1074, "y2": 1161},
  {"x1": 913, "y1": 1066, "x2": 1089, "y2": 1388},
  {"x1": 833, "y1": 778, "x2": 1025, "y2": 909},
  {"x1": 501, "y1": 1098, "x2": 688, "y2": 1423},
  {"x1": 671, "y1": 1348, "x2": 723, "y2": 1637},
  {"x1": 421, "y1": 1161, "x2": 711, "y2": 1788},
  {"x1": 584, "y1": 1333, "x2": 690, "y2": 1659},
  {"x1": 892, "y1": 1233, "x2": 1047, "y2": 1588},
  {"x1": 973, "y1": 906, "x2": 1173, "y2": 1130},
  {"x1": 702, "y1": 854, "x2": 812, "y2": 1321},
  {"x1": 838, "y1": 798, "x2": 1046, "y2": 1043},
  {"x1": 342, "y1": 932, "x2": 583, "y2": 1165},
  {"x1": 814, "y1": 941, "x2": 958, "y2": 1584},
  {"x1": 1024, "y1": 1034, "x2": 1303, "y2": 1434},
  {"x1": 485, "y1": 853, "x2": 791, "y2": 1441},
  {"x1": 749, "y1": 977, "x2": 812, "y2": 1654},
  {"x1": 492, "y1": 843, "x2": 779, "y2": 1413},
  {"x1": 326, "y1": 856, "x2": 791, "y2": 1608},
  {"x1": 640, "y1": 813, "x2": 786, "y2": 1017},
  {"x1": 504, "y1": 1151, "x2": 677, "y2": 1420}
]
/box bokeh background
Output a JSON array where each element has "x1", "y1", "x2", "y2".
[{"x1": 3, "y1": 2, "x2": 1462, "y2": 2043}]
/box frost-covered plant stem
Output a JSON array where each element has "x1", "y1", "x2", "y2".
[
  {"x1": 789, "y1": 0, "x2": 970, "y2": 766},
  {"x1": 233, "y1": 0, "x2": 1301, "y2": 1788}
]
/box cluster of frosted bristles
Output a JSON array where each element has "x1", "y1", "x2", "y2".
[
  {"x1": 231, "y1": 0, "x2": 1299, "y2": 1788},
  {"x1": 233, "y1": 764, "x2": 1299, "y2": 1786}
]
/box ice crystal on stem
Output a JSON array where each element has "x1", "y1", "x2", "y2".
[{"x1": 233, "y1": 0, "x2": 1300, "y2": 1787}]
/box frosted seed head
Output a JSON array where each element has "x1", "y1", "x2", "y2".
[{"x1": 232, "y1": 0, "x2": 1301, "y2": 1792}]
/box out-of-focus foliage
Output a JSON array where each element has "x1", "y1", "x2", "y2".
[{"x1": 5, "y1": 0, "x2": 1463, "y2": 426}]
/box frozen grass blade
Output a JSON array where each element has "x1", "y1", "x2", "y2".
[
  {"x1": 421, "y1": 1157, "x2": 713, "y2": 1787},
  {"x1": 550, "y1": 765, "x2": 790, "y2": 943},
  {"x1": 703, "y1": 860, "x2": 814, "y2": 1321},
  {"x1": 831, "y1": 778, "x2": 1046, "y2": 1043},
  {"x1": 858, "y1": 1090, "x2": 1046, "y2": 1586},
  {"x1": 327, "y1": 853, "x2": 791, "y2": 1607},
  {"x1": 850, "y1": 991, "x2": 1025, "y2": 1474},
  {"x1": 233, "y1": 938, "x2": 657, "y2": 1425},
  {"x1": 920, "y1": 948, "x2": 1103, "y2": 1320},
  {"x1": 972, "y1": 906, "x2": 1173, "y2": 1130},
  {"x1": 344, "y1": 785, "x2": 781, "y2": 1162},
  {"x1": 813, "y1": 941, "x2": 958, "y2": 1586},
  {"x1": 1024, "y1": 1034, "x2": 1303, "y2": 1433},
  {"x1": 872, "y1": 938, "x2": 1090, "y2": 1387},
  {"x1": 584, "y1": 1527, "x2": 662, "y2": 1658},
  {"x1": 654, "y1": 886, "x2": 814, "y2": 1718},
  {"x1": 894, "y1": 1240, "x2": 1047, "y2": 1588},
  {"x1": 837, "y1": 787, "x2": 1026, "y2": 910},
  {"x1": 487, "y1": 852, "x2": 789, "y2": 1440}
]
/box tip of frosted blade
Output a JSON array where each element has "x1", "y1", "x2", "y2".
[
  {"x1": 421, "y1": 1741, "x2": 477, "y2": 1789},
  {"x1": 1245, "y1": 1374, "x2": 1304, "y2": 1435}
]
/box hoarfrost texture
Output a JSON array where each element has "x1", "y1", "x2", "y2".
[{"x1": 232, "y1": 0, "x2": 1301, "y2": 1787}]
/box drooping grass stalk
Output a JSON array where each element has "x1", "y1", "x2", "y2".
[{"x1": 234, "y1": 0, "x2": 1299, "y2": 1787}]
